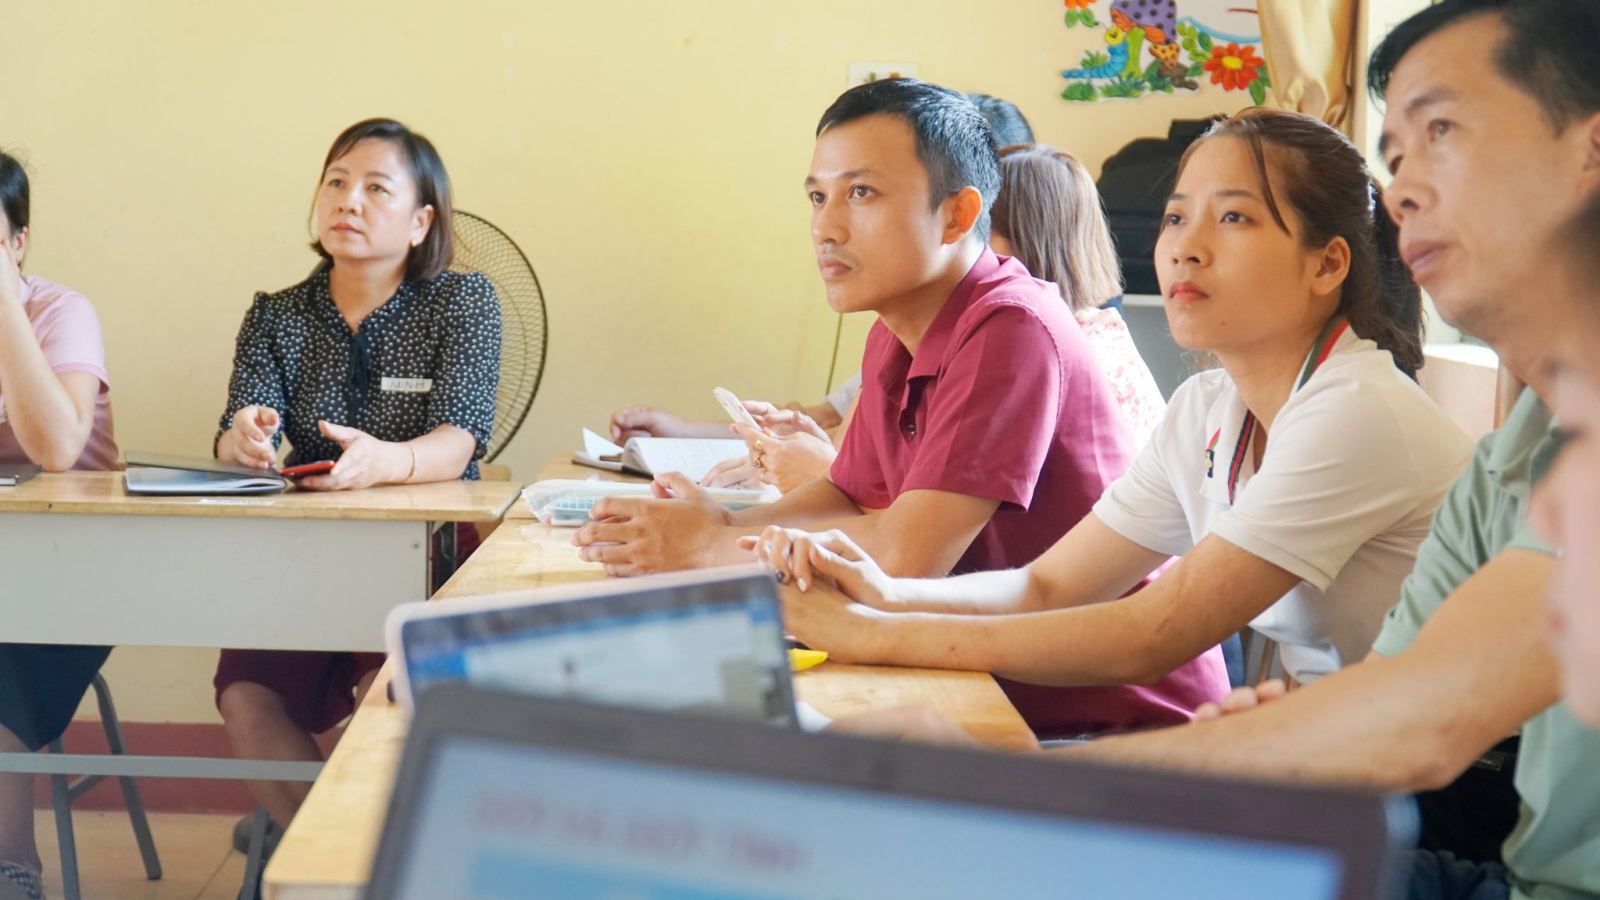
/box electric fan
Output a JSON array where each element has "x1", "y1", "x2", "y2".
[{"x1": 449, "y1": 210, "x2": 548, "y2": 462}]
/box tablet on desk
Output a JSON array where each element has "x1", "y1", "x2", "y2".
[
  {"x1": 123, "y1": 452, "x2": 288, "y2": 496},
  {"x1": 0, "y1": 463, "x2": 41, "y2": 486}
]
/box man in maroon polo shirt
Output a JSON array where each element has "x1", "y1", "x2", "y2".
[{"x1": 574, "y1": 78, "x2": 1227, "y2": 735}]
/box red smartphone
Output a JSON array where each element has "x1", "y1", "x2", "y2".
[{"x1": 278, "y1": 460, "x2": 336, "y2": 479}]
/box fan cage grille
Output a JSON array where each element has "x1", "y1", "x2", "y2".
[{"x1": 447, "y1": 210, "x2": 547, "y2": 463}]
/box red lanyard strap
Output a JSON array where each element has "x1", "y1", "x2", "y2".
[{"x1": 1226, "y1": 319, "x2": 1349, "y2": 504}]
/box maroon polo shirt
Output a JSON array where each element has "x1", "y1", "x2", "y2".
[{"x1": 830, "y1": 249, "x2": 1229, "y2": 736}]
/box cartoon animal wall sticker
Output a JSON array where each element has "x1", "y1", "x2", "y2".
[{"x1": 1059, "y1": 0, "x2": 1271, "y2": 105}]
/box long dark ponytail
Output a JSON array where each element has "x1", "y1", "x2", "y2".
[
  {"x1": 1175, "y1": 108, "x2": 1425, "y2": 377},
  {"x1": 1367, "y1": 177, "x2": 1422, "y2": 375}
]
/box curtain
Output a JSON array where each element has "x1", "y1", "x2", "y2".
[{"x1": 1257, "y1": 0, "x2": 1363, "y2": 135}]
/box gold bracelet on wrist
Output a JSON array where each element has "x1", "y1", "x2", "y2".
[{"x1": 402, "y1": 443, "x2": 418, "y2": 483}]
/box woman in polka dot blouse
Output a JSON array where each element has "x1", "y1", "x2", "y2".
[{"x1": 211, "y1": 118, "x2": 500, "y2": 835}]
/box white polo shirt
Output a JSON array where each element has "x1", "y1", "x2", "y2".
[{"x1": 1093, "y1": 327, "x2": 1473, "y2": 682}]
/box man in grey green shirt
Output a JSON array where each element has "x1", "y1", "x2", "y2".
[
  {"x1": 1371, "y1": 388, "x2": 1596, "y2": 898},
  {"x1": 841, "y1": 3, "x2": 1600, "y2": 897},
  {"x1": 1075, "y1": 3, "x2": 1600, "y2": 896}
]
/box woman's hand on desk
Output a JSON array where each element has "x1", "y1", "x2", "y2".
[
  {"x1": 293, "y1": 420, "x2": 407, "y2": 491},
  {"x1": 743, "y1": 527, "x2": 897, "y2": 610},
  {"x1": 217, "y1": 405, "x2": 280, "y2": 469},
  {"x1": 775, "y1": 579, "x2": 892, "y2": 665}
]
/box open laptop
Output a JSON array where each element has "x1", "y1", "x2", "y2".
[
  {"x1": 386, "y1": 566, "x2": 809, "y2": 728},
  {"x1": 364, "y1": 685, "x2": 1416, "y2": 900}
]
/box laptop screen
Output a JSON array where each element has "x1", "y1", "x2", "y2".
[
  {"x1": 399, "y1": 573, "x2": 794, "y2": 725},
  {"x1": 383, "y1": 734, "x2": 1345, "y2": 900}
]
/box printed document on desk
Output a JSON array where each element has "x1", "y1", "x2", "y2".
[{"x1": 573, "y1": 429, "x2": 748, "y2": 483}]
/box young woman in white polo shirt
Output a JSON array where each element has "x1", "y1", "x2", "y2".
[{"x1": 753, "y1": 108, "x2": 1474, "y2": 706}]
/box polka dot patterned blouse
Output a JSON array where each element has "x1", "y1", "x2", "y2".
[{"x1": 216, "y1": 264, "x2": 502, "y2": 480}]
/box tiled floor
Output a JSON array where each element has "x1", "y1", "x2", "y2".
[{"x1": 32, "y1": 810, "x2": 248, "y2": 900}]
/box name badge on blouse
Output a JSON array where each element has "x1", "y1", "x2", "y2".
[{"x1": 380, "y1": 377, "x2": 434, "y2": 394}]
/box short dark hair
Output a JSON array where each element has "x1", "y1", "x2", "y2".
[
  {"x1": 817, "y1": 78, "x2": 1001, "y2": 242},
  {"x1": 1369, "y1": 0, "x2": 1600, "y2": 129},
  {"x1": 0, "y1": 150, "x2": 29, "y2": 237},
  {"x1": 310, "y1": 118, "x2": 455, "y2": 282},
  {"x1": 966, "y1": 93, "x2": 1035, "y2": 146}
]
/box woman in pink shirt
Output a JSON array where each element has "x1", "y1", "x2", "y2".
[
  {"x1": 0, "y1": 151, "x2": 120, "y2": 900},
  {"x1": 989, "y1": 144, "x2": 1166, "y2": 448}
]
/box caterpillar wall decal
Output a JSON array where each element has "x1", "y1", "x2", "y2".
[{"x1": 1058, "y1": 0, "x2": 1270, "y2": 105}]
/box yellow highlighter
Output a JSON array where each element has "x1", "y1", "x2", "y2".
[{"x1": 788, "y1": 648, "x2": 828, "y2": 672}]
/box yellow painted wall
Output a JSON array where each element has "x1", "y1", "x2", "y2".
[
  {"x1": 1359, "y1": 0, "x2": 1464, "y2": 344},
  {"x1": 5, "y1": 1, "x2": 1257, "y2": 724}
]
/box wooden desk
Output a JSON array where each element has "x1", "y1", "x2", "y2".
[
  {"x1": 0, "y1": 470, "x2": 522, "y2": 876},
  {"x1": 264, "y1": 462, "x2": 1034, "y2": 900},
  {"x1": 0, "y1": 471, "x2": 517, "y2": 520},
  {"x1": 0, "y1": 473, "x2": 519, "y2": 651}
]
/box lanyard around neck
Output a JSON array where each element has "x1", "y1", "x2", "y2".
[{"x1": 1223, "y1": 318, "x2": 1351, "y2": 504}]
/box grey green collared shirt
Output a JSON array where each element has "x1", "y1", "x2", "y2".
[{"x1": 1372, "y1": 388, "x2": 1600, "y2": 900}]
